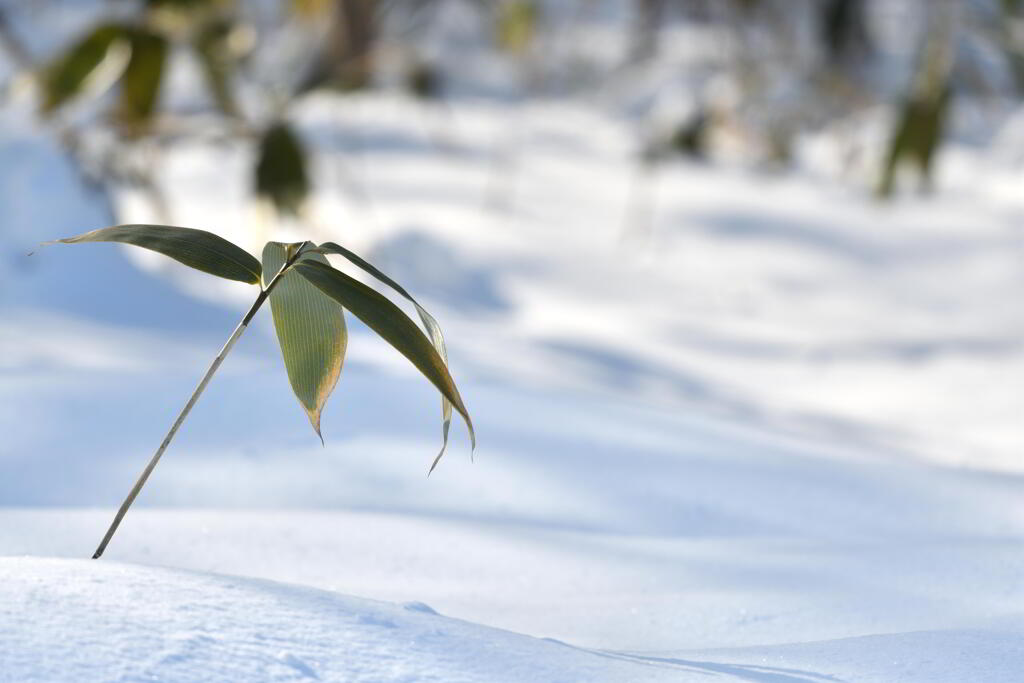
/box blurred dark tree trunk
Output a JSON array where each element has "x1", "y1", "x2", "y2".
[
  {"x1": 820, "y1": 0, "x2": 871, "y2": 68},
  {"x1": 335, "y1": 0, "x2": 376, "y2": 89},
  {"x1": 1000, "y1": 0, "x2": 1024, "y2": 93},
  {"x1": 0, "y1": 6, "x2": 31, "y2": 70},
  {"x1": 629, "y1": 0, "x2": 666, "y2": 63},
  {"x1": 877, "y1": 1, "x2": 953, "y2": 197},
  {"x1": 299, "y1": 0, "x2": 377, "y2": 92}
]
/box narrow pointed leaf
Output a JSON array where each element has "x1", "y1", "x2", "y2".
[
  {"x1": 312, "y1": 241, "x2": 455, "y2": 468},
  {"x1": 52, "y1": 224, "x2": 262, "y2": 284},
  {"x1": 263, "y1": 243, "x2": 346, "y2": 440},
  {"x1": 40, "y1": 23, "x2": 126, "y2": 114},
  {"x1": 294, "y1": 259, "x2": 475, "y2": 459}
]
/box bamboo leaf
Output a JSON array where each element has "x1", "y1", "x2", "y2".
[
  {"x1": 263, "y1": 242, "x2": 347, "y2": 441},
  {"x1": 255, "y1": 122, "x2": 310, "y2": 215},
  {"x1": 118, "y1": 28, "x2": 168, "y2": 129},
  {"x1": 52, "y1": 224, "x2": 262, "y2": 284},
  {"x1": 294, "y1": 259, "x2": 475, "y2": 467},
  {"x1": 311, "y1": 241, "x2": 454, "y2": 469},
  {"x1": 40, "y1": 23, "x2": 126, "y2": 114}
]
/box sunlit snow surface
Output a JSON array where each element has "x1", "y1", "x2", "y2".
[
  {"x1": 1, "y1": 51, "x2": 1023, "y2": 683},
  {"x1": 0, "y1": 557, "x2": 673, "y2": 683}
]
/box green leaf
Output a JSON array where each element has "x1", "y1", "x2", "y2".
[
  {"x1": 118, "y1": 28, "x2": 168, "y2": 129},
  {"x1": 311, "y1": 241, "x2": 455, "y2": 470},
  {"x1": 263, "y1": 242, "x2": 347, "y2": 441},
  {"x1": 294, "y1": 259, "x2": 475, "y2": 467},
  {"x1": 40, "y1": 23, "x2": 126, "y2": 114},
  {"x1": 255, "y1": 122, "x2": 310, "y2": 216},
  {"x1": 52, "y1": 224, "x2": 262, "y2": 284}
]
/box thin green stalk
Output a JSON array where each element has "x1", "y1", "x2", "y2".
[{"x1": 92, "y1": 256, "x2": 295, "y2": 559}]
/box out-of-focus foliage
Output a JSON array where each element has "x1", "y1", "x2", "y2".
[
  {"x1": 7, "y1": 0, "x2": 1024, "y2": 208},
  {"x1": 117, "y1": 28, "x2": 167, "y2": 131},
  {"x1": 291, "y1": 0, "x2": 334, "y2": 20},
  {"x1": 40, "y1": 23, "x2": 125, "y2": 114},
  {"x1": 495, "y1": 1, "x2": 538, "y2": 54},
  {"x1": 192, "y1": 18, "x2": 240, "y2": 117}
]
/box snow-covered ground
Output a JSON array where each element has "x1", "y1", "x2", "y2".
[
  {"x1": 4, "y1": 557, "x2": 1024, "y2": 682},
  {"x1": 2, "y1": 557, "x2": 679, "y2": 683},
  {"x1": 2, "y1": 32, "x2": 1024, "y2": 682}
]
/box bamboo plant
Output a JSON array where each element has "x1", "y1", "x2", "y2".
[{"x1": 49, "y1": 224, "x2": 474, "y2": 559}]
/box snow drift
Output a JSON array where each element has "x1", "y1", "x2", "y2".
[{"x1": 0, "y1": 557, "x2": 671, "y2": 682}]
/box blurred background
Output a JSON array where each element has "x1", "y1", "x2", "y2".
[{"x1": 0, "y1": 0, "x2": 1021, "y2": 508}]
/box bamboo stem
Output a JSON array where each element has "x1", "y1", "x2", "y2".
[{"x1": 92, "y1": 252, "x2": 299, "y2": 559}]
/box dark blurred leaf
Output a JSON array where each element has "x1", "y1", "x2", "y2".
[
  {"x1": 193, "y1": 18, "x2": 238, "y2": 117},
  {"x1": 40, "y1": 23, "x2": 126, "y2": 114},
  {"x1": 255, "y1": 122, "x2": 310, "y2": 215},
  {"x1": 52, "y1": 224, "x2": 262, "y2": 284},
  {"x1": 117, "y1": 29, "x2": 168, "y2": 130},
  {"x1": 407, "y1": 60, "x2": 440, "y2": 99},
  {"x1": 311, "y1": 241, "x2": 455, "y2": 469},
  {"x1": 668, "y1": 110, "x2": 708, "y2": 159},
  {"x1": 820, "y1": 0, "x2": 870, "y2": 65},
  {"x1": 263, "y1": 242, "x2": 346, "y2": 440},
  {"x1": 294, "y1": 259, "x2": 475, "y2": 467}
]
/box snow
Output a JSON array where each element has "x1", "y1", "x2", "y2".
[
  {"x1": 4, "y1": 104, "x2": 1024, "y2": 677},
  {"x1": 0, "y1": 557, "x2": 674, "y2": 682},
  {"x1": 2, "y1": 5, "x2": 1024, "y2": 679},
  {"x1": 4, "y1": 546, "x2": 1024, "y2": 681}
]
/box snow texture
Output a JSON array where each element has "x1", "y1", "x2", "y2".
[
  {"x1": 3, "y1": 555, "x2": 1023, "y2": 682},
  {"x1": 0, "y1": 557, "x2": 671, "y2": 682}
]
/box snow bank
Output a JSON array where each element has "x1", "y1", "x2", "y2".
[
  {"x1": 5, "y1": 557, "x2": 1023, "y2": 682},
  {"x1": 687, "y1": 623, "x2": 1024, "y2": 683},
  {"x1": 0, "y1": 557, "x2": 673, "y2": 682}
]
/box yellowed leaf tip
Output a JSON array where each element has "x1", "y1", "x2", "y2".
[{"x1": 308, "y1": 411, "x2": 325, "y2": 447}]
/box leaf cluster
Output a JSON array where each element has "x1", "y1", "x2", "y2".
[{"x1": 53, "y1": 224, "x2": 473, "y2": 471}]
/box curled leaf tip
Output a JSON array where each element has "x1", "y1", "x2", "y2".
[
  {"x1": 427, "y1": 444, "x2": 447, "y2": 477},
  {"x1": 294, "y1": 258, "x2": 475, "y2": 465},
  {"x1": 430, "y1": 438, "x2": 450, "y2": 475}
]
